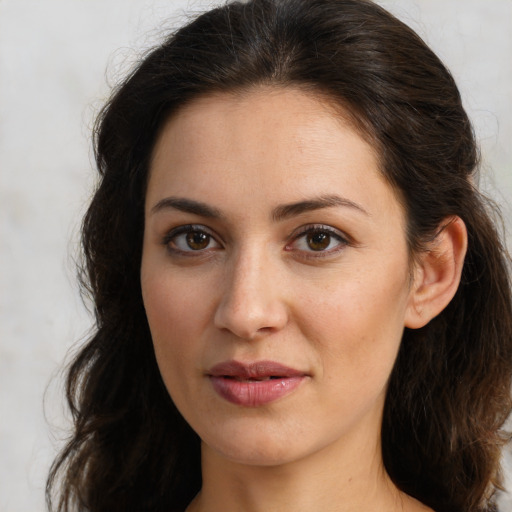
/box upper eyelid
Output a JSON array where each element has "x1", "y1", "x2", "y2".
[
  {"x1": 162, "y1": 224, "x2": 221, "y2": 246},
  {"x1": 164, "y1": 224, "x2": 216, "y2": 237},
  {"x1": 290, "y1": 224, "x2": 350, "y2": 241}
]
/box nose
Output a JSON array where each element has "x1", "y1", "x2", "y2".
[{"x1": 213, "y1": 248, "x2": 289, "y2": 340}]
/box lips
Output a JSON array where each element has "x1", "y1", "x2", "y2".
[{"x1": 207, "y1": 360, "x2": 307, "y2": 407}]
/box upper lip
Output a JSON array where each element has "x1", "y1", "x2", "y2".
[{"x1": 208, "y1": 360, "x2": 307, "y2": 380}]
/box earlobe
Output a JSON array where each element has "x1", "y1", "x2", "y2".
[{"x1": 405, "y1": 216, "x2": 468, "y2": 329}]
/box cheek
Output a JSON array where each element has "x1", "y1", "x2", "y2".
[
  {"x1": 141, "y1": 267, "x2": 208, "y2": 380},
  {"x1": 141, "y1": 278, "x2": 204, "y2": 425},
  {"x1": 142, "y1": 256, "x2": 211, "y2": 330},
  {"x1": 296, "y1": 266, "x2": 409, "y2": 387}
]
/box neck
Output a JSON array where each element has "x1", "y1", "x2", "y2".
[{"x1": 187, "y1": 429, "x2": 427, "y2": 512}]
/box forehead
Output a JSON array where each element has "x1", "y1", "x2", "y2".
[
  {"x1": 147, "y1": 87, "x2": 402, "y2": 224},
  {"x1": 154, "y1": 86, "x2": 375, "y2": 156},
  {"x1": 150, "y1": 86, "x2": 376, "y2": 174}
]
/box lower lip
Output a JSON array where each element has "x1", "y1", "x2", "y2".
[{"x1": 210, "y1": 376, "x2": 305, "y2": 407}]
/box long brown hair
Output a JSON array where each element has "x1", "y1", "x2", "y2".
[{"x1": 47, "y1": 1, "x2": 512, "y2": 511}]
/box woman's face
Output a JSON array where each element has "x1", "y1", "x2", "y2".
[{"x1": 141, "y1": 87, "x2": 419, "y2": 467}]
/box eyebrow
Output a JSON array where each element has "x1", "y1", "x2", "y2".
[
  {"x1": 151, "y1": 197, "x2": 223, "y2": 218},
  {"x1": 271, "y1": 195, "x2": 369, "y2": 221},
  {"x1": 150, "y1": 194, "x2": 368, "y2": 220}
]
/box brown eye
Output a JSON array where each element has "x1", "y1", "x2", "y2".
[
  {"x1": 164, "y1": 225, "x2": 221, "y2": 253},
  {"x1": 306, "y1": 232, "x2": 331, "y2": 251},
  {"x1": 186, "y1": 231, "x2": 210, "y2": 250},
  {"x1": 287, "y1": 225, "x2": 349, "y2": 256}
]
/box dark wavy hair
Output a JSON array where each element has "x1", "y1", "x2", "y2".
[{"x1": 47, "y1": 1, "x2": 512, "y2": 511}]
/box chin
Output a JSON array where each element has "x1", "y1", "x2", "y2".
[{"x1": 199, "y1": 422, "x2": 308, "y2": 467}]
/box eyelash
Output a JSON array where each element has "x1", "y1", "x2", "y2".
[
  {"x1": 162, "y1": 224, "x2": 220, "y2": 255},
  {"x1": 161, "y1": 224, "x2": 350, "y2": 258},
  {"x1": 286, "y1": 224, "x2": 350, "y2": 258}
]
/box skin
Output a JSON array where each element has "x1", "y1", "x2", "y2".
[{"x1": 141, "y1": 87, "x2": 465, "y2": 512}]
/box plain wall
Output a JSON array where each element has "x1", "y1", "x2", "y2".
[{"x1": 1, "y1": 1, "x2": 511, "y2": 510}]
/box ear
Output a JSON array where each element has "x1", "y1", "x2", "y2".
[{"x1": 405, "y1": 216, "x2": 468, "y2": 329}]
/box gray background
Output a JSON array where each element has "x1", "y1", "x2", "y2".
[{"x1": 1, "y1": 1, "x2": 511, "y2": 510}]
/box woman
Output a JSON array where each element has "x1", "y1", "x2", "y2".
[{"x1": 47, "y1": 1, "x2": 512, "y2": 511}]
